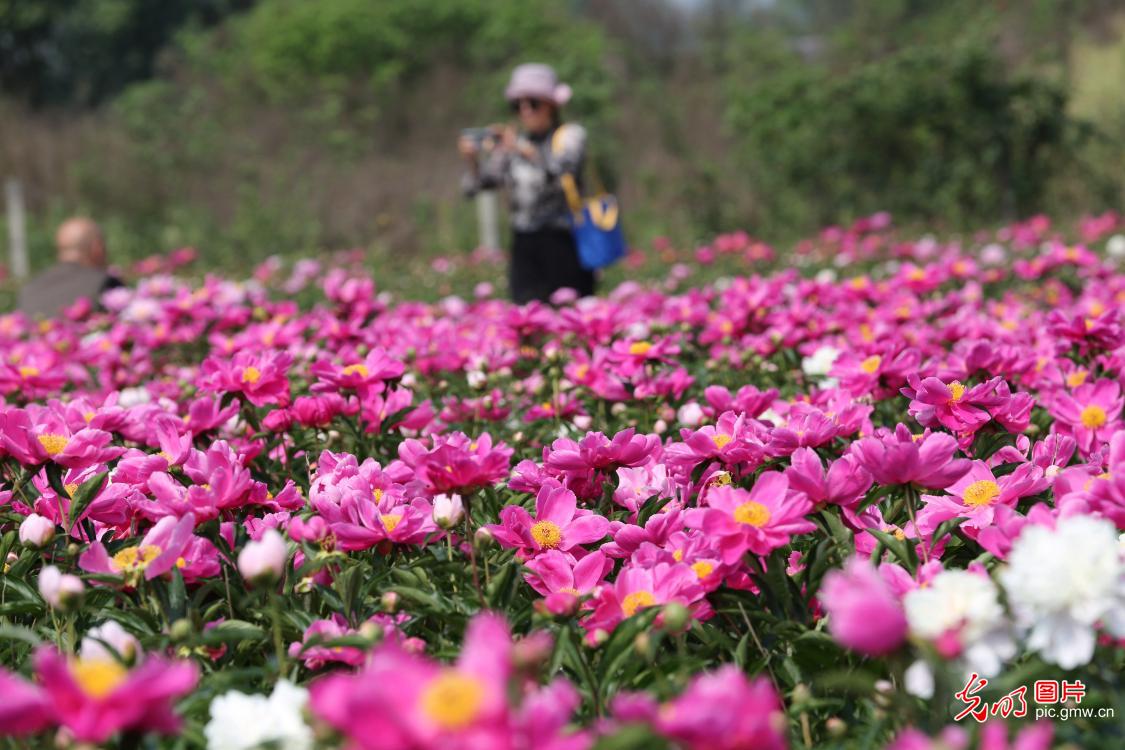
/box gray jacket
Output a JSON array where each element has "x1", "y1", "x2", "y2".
[{"x1": 462, "y1": 123, "x2": 586, "y2": 233}]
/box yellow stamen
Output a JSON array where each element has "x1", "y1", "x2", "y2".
[
  {"x1": 241, "y1": 366, "x2": 262, "y2": 384},
  {"x1": 342, "y1": 364, "x2": 369, "y2": 378},
  {"x1": 531, "y1": 520, "x2": 563, "y2": 549},
  {"x1": 381, "y1": 514, "x2": 403, "y2": 534},
  {"x1": 71, "y1": 658, "x2": 128, "y2": 699},
  {"x1": 860, "y1": 355, "x2": 881, "y2": 374},
  {"x1": 37, "y1": 434, "x2": 69, "y2": 456},
  {"x1": 1080, "y1": 405, "x2": 1107, "y2": 429},
  {"x1": 628, "y1": 341, "x2": 652, "y2": 356},
  {"x1": 419, "y1": 671, "x2": 485, "y2": 729},
  {"x1": 712, "y1": 434, "x2": 732, "y2": 450},
  {"x1": 733, "y1": 501, "x2": 771, "y2": 527},
  {"x1": 948, "y1": 381, "x2": 966, "y2": 402},
  {"x1": 962, "y1": 480, "x2": 1000, "y2": 507},
  {"x1": 621, "y1": 590, "x2": 656, "y2": 617},
  {"x1": 691, "y1": 561, "x2": 715, "y2": 580}
]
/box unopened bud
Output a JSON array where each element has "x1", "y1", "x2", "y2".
[
  {"x1": 19, "y1": 514, "x2": 55, "y2": 548},
  {"x1": 381, "y1": 591, "x2": 399, "y2": 613},
  {"x1": 474, "y1": 527, "x2": 494, "y2": 549},
  {"x1": 170, "y1": 618, "x2": 193, "y2": 643},
  {"x1": 826, "y1": 717, "x2": 847, "y2": 738},
  {"x1": 659, "y1": 602, "x2": 691, "y2": 632}
]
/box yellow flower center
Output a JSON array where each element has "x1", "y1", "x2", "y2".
[
  {"x1": 83, "y1": 411, "x2": 95, "y2": 423},
  {"x1": 1066, "y1": 370, "x2": 1089, "y2": 388},
  {"x1": 110, "y1": 544, "x2": 162, "y2": 573},
  {"x1": 733, "y1": 501, "x2": 771, "y2": 527},
  {"x1": 71, "y1": 658, "x2": 128, "y2": 699},
  {"x1": 342, "y1": 363, "x2": 369, "y2": 378},
  {"x1": 712, "y1": 434, "x2": 732, "y2": 449},
  {"x1": 893, "y1": 529, "x2": 907, "y2": 541},
  {"x1": 860, "y1": 355, "x2": 882, "y2": 374},
  {"x1": 18, "y1": 366, "x2": 39, "y2": 378},
  {"x1": 672, "y1": 549, "x2": 684, "y2": 562},
  {"x1": 948, "y1": 381, "x2": 966, "y2": 402},
  {"x1": 962, "y1": 480, "x2": 1000, "y2": 507},
  {"x1": 628, "y1": 341, "x2": 652, "y2": 356},
  {"x1": 691, "y1": 561, "x2": 715, "y2": 580},
  {"x1": 622, "y1": 590, "x2": 656, "y2": 617},
  {"x1": 708, "y1": 471, "x2": 732, "y2": 487},
  {"x1": 64, "y1": 483, "x2": 78, "y2": 498},
  {"x1": 575, "y1": 364, "x2": 590, "y2": 380},
  {"x1": 530, "y1": 520, "x2": 563, "y2": 549},
  {"x1": 419, "y1": 671, "x2": 485, "y2": 730},
  {"x1": 381, "y1": 514, "x2": 403, "y2": 534},
  {"x1": 373, "y1": 488, "x2": 384, "y2": 502},
  {"x1": 241, "y1": 366, "x2": 262, "y2": 384},
  {"x1": 37, "y1": 434, "x2": 69, "y2": 456},
  {"x1": 1080, "y1": 405, "x2": 1107, "y2": 429}
]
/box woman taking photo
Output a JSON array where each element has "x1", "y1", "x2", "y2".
[{"x1": 459, "y1": 63, "x2": 594, "y2": 304}]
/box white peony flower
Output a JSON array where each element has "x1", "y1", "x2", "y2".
[
  {"x1": 1000, "y1": 515, "x2": 1125, "y2": 669},
  {"x1": 904, "y1": 660, "x2": 934, "y2": 699},
  {"x1": 904, "y1": 570, "x2": 1014, "y2": 676},
  {"x1": 677, "y1": 402, "x2": 705, "y2": 428},
  {"x1": 801, "y1": 346, "x2": 841, "y2": 379},
  {"x1": 116, "y1": 386, "x2": 152, "y2": 408},
  {"x1": 81, "y1": 621, "x2": 142, "y2": 665},
  {"x1": 205, "y1": 680, "x2": 312, "y2": 750},
  {"x1": 1106, "y1": 234, "x2": 1125, "y2": 260}
]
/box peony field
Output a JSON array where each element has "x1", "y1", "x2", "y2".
[{"x1": 2, "y1": 214, "x2": 1124, "y2": 750}]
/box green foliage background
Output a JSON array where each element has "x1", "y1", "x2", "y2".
[{"x1": 1, "y1": 0, "x2": 1125, "y2": 278}]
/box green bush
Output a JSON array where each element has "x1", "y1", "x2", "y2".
[{"x1": 725, "y1": 43, "x2": 1079, "y2": 233}]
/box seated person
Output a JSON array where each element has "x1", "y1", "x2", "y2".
[{"x1": 17, "y1": 217, "x2": 123, "y2": 318}]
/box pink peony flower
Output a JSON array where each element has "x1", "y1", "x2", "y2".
[
  {"x1": 686, "y1": 473, "x2": 816, "y2": 564},
  {"x1": 819, "y1": 557, "x2": 907, "y2": 655},
  {"x1": 309, "y1": 613, "x2": 514, "y2": 749},
  {"x1": 0, "y1": 646, "x2": 197, "y2": 743},
  {"x1": 487, "y1": 484, "x2": 609, "y2": 558},
  {"x1": 850, "y1": 425, "x2": 971, "y2": 489}
]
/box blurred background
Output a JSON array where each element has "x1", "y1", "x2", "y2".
[{"x1": 1, "y1": 0, "x2": 1124, "y2": 278}]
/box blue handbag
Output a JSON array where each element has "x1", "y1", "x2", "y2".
[
  {"x1": 560, "y1": 173, "x2": 626, "y2": 271},
  {"x1": 553, "y1": 126, "x2": 626, "y2": 271}
]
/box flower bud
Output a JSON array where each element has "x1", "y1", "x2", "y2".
[
  {"x1": 38, "y1": 565, "x2": 84, "y2": 610},
  {"x1": 826, "y1": 717, "x2": 847, "y2": 738},
  {"x1": 432, "y1": 494, "x2": 464, "y2": 530},
  {"x1": 237, "y1": 529, "x2": 287, "y2": 584},
  {"x1": 474, "y1": 527, "x2": 494, "y2": 549},
  {"x1": 19, "y1": 514, "x2": 55, "y2": 548},
  {"x1": 381, "y1": 591, "x2": 399, "y2": 613},
  {"x1": 658, "y1": 602, "x2": 691, "y2": 632},
  {"x1": 170, "y1": 618, "x2": 193, "y2": 643}
]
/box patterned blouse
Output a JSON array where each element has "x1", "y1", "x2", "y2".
[{"x1": 462, "y1": 123, "x2": 587, "y2": 233}]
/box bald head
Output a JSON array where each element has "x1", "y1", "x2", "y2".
[{"x1": 56, "y1": 218, "x2": 106, "y2": 268}]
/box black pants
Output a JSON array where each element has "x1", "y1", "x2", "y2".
[{"x1": 510, "y1": 228, "x2": 596, "y2": 304}]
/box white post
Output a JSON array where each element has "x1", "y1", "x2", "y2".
[
  {"x1": 476, "y1": 190, "x2": 500, "y2": 250},
  {"x1": 5, "y1": 179, "x2": 29, "y2": 280}
]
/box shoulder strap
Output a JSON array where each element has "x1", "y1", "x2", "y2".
[{"x1": 552, "y1": 125, "x2": 584, "y2": 213}]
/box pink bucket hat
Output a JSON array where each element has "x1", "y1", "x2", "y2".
[{"x1": 504, "y1": 63, "x2": 572, "y2": 107}]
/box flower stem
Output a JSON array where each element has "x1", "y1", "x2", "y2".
[{"x1": 270, "y1": 592, "x2": 288, "y2": 677}]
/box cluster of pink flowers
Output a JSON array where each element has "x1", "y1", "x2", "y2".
[{"x1": 1, "y1": 213, "x2": 1123, "y2": 747}]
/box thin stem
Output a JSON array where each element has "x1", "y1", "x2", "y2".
[
  {"x1": 270, "y1": 592, "x2": 288, "y2": 677},
  {"x1": 904, "y1": 484, "x2": 929, "y2": 565},
  {"x1": 464, "y1": 495, "x2": 485, "y2": 608}
]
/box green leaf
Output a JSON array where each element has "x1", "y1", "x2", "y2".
[
  {"x1": 867, "y1": 529, "x2": 917, "y2": 573},
  {"x1": 67, "y1": 471, "x2": 109, "y2": 531}
]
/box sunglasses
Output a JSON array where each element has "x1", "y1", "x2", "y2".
[{"x1": 509, "y1": 98, "x2": 545, "y2": 113}]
